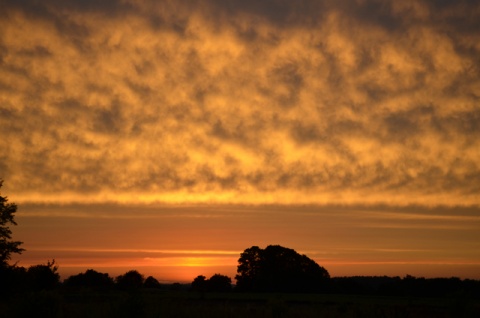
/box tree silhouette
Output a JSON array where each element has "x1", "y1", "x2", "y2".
[
  {"x1": 207, "y1": 274, "x2": 232, "y2": 292},
  {"x1": 27, "y1": 259, "x2": 60, "y2": 291},
  {"x1": 236, "y1": 245, "x2": 330, "y2": 293},
  {"x1": 235, "y1": 246, "x2": 263, "y2": 291},
  {"x1": 0, "y1": 180, "x2": 24, "y2": 267},
  {"x1": 144, "y1": 276, "x2": 162, "y2": 289},
  {"x1": 0, "y1": 264, "x2": 28, "y2": 295},
  {"x1": 191, "y1": 274, "x2": 232, "y2": 292},
  {"x1": 116, "y1": 270, "x2": 145, "y2": 290},
  {"x1": 191, "y1": 275, "x2": 208, "y2": 292},
  {"x1": 64, "y1": 269, "x2": 114, "y2": 290}
]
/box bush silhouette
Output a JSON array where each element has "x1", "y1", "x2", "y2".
[
  {"x1": 116, "y1": 270, "x2": 145, "y2": 290},
  {"x1": 64, "y1": 269, "x2": 114, "y2": 290},
  {"x1": 191, "y1": 275, "x2": 207, "y2": 292},
  {"x1": 208, "y1": 274, "x2": 232, "y2": 292},
  {"x1": 0, "y1": 264, "x2": 28, "y2": 295},
  {"x1": 191, "y1": 274, "x2": 232, "y2": 292},
  {"x1": 27, "y1": 260, "x2": 60, "y2": 291},
  {"x1": 144, "y1": 276, "x2": 162, "y2": 288}
]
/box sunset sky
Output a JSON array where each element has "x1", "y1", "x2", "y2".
[{"x1": 1, "y1": 0, "x2": 479, "y2": 282}]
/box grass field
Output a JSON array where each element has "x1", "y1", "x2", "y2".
[{"x1": 1, "y1": 289, "x2": 479, "y2": 318}]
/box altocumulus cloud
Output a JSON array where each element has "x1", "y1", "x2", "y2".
[{"x1": 0, "y1": 0, "x2": 479, "y2": 206}]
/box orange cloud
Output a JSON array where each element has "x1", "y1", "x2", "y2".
[{"x1": 1, "y1": 0, "x2": 479, "y2": 208}]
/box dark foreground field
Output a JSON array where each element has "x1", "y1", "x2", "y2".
[{"x1": 1, "y1": 289, "x2": 479, "y2": 318}]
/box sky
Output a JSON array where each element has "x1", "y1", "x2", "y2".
[{"x1": 1, "y1": 0, "x2": 479, "y2": 282}]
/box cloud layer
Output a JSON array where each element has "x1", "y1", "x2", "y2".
[{"x1": 1, "y1": 0, "x2": 479, "y2": 206}]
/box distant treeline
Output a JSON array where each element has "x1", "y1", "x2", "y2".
[
  {"x1": 0, "y1": 263, "x2": 187, "y2": 295},
  {"x1": 331, "y1": 275, "x2": 480, "y2": 298},
  {"x1": 2, "y1": 261, "x2": 479, "y2": 299}
]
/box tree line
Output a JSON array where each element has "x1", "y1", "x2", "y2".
[{"x1": 1, "y1": 180, "x2": 479, "y2": 298}]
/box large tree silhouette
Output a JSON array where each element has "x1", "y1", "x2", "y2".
[
  {"x1": 0, "y1": 180, "x2": 24, "y2": 267},
  {"x1": 236, "y1": 245, "x2": 330, "y2": 293}
]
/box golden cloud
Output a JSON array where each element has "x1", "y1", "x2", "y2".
[{"x1": 1, "y1": 0, "x2": 479, "y2": 206}]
